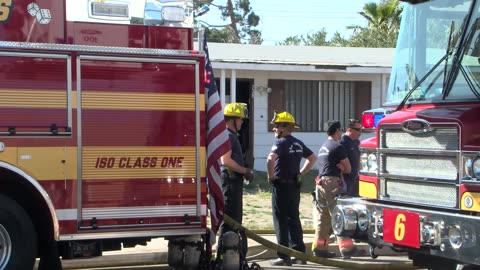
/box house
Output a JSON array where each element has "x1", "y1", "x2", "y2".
[{"x1": 204, "y1": 42, "x2": 395, "y2": 171}]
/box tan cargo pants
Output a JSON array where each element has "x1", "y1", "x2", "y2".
[{"x1": 312, "y1": 176, "x2": 353, "y2": 252}]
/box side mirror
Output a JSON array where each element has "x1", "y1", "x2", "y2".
[{"x1": 194, "y1": 5, "x2": 210, "y2": 17}]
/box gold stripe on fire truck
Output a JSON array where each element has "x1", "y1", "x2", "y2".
[
  {"x1": 0, "y1": 89, "x2": 205, "y2": 111},
  {"x1": 82, "y1": 146, "x2": 206, "y2": 180},
  {"x1": 0, "y1": 147, "x2": 18, "y2": 166},
  {"x1": 0, "y1": 89, "x2": 67, "y2": 108},
  {"x1": 0, "y1": 146, "x2": 206, "y2": 181},
  {"x1": 359, "y1": 181, "x2": 377, "y2": 199},
  {"x1": 80, "y1": 91, "x2": 206, "y2": 111},
  {"x1": 10, "y1": 147, "x2": 78, "y2": 181},
  {"x1": 461, "y1": 192, "x2": 480, "y2": 211}
]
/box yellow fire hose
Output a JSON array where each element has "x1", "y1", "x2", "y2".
[{"x1": 223, "y1": 214, "x2": 415, "y2": 270}]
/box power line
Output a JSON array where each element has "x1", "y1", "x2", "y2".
[
  {"x1": 204, "y1": 9, "x2": 363, "y2": 15},
  {"x1": 201, "y1": 0, "x2": 372, "y2": 44},
  {"x1": 263, "y1": 15, "x2": 360, "y2": 19},
  {"x1": 206, "y1": 0, "x2": 375, "y2": 11},
  {"x1": 205, "y1": 11, "x2": 363, "y2": 19},
  {"x1": 206, "y1": 8, "x2": 363, "y2": 13},
  {"x1": 209, "y1": 0, "x2": 378, "y2": 8},
  {"x1": 248, "y1": 10, "x2": 361, "y2": 14}
]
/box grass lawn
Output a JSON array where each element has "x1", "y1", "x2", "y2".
[{"x1": 242, "y1": 170, "x2": 318, "y2": 231}]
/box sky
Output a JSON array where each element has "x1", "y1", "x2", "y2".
[{"x1": 198, "y1": 0, "x2": 382, "y2": 45}]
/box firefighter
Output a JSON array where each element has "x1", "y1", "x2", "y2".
[
  {"x1": 217, "y1": 102, "x2": 254, "y2": 264},
  {"x1": 312, "y1": 120, "x2": 364, "y2": 259},
  {"x1": 340, "y1": 119, "x2": 362, "y2": 197},
  {"x1": 266, "y1": 111, "x2": 317, "y2": 266}
]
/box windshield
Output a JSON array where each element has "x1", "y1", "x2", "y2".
[{"x1": 386, "y1": 0, "x2": 477, "y2": 105}]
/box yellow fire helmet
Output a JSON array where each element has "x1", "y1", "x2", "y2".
[
  {"x1": 270, "y1": 111, "x2": 300, "y2": 128},
  {"x1": 224, "y1": 102, "x2": 248, "y2": 118}
]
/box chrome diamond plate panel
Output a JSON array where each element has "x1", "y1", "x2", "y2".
[{"x1": 0, "y1": 41, "x2": 201, "y2": 57}]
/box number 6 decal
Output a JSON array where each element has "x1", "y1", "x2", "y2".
[
  {"x1": 394, "y1": 214, "x2": 406, "y2": 240},
  {"x1": 383, "y1": 209, "x2": 420, "y2": 248},
  {"x1": 0, "y1": 0, "x2": 13, "y2": 23}
]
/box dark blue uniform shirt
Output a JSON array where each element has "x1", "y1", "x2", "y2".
[
  {"x1": 317, "y1": 139, "x2": 347, "y2": 178},
  {"x1": 221, "y1": 128, "x2": 244, "y2": 172},
  {"x1": 340, "y1": 134, "x2": 360, "y2": 183},
  {"x1": 270, "y1": 135, "x2": 313, "y2": 181}
]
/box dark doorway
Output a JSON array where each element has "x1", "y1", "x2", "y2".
[{"x1": 216, "y1": 78, "x2": 254, "y2": 168}]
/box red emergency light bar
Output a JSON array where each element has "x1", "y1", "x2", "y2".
[
  {"x1": 362, "y1": 108, "x2": 392, "y2": 130},
  {"x1": 362, "y1": 113, "x2": 375, "y2": 129}
]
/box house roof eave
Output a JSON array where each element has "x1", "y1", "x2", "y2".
[{"x1": 212, "y1": 61, "x2": 391, "y2": 74}]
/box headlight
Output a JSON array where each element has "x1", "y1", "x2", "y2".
[
  {"x1": 474, "y1": 158, "x2": 480, "y2": 179},
  {"x1": 367, "y1": 153, "x2": 377, "y2": 172},
  {"x1": 361, "y1": 153, "x2": 368, "y2": 170},
  {"x1": 361, "y1": 152, "x2": 377, "y2": 173},
  {"x1": 465, "y1": 158, "x2": 473, "y2": 178}
]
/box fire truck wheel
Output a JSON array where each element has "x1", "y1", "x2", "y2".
[{"x1": 0, "y1": 194, "x2": 38, "y2": 270}]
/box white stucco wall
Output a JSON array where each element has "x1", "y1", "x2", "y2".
[{"x1": 214, "y1": 68, "x2": 386, "y2": 172}]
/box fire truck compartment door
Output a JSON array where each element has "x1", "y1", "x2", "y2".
[
  {"x1": 0, "y1": 52, "x2": 72, "y2": 136},
  {"x1": 77, "y1": 55, "x2": 204, "y2": 230}
]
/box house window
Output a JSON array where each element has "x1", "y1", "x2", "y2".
[
  {"x1": 269, "y1": 80, "x2": 371, "y2": 132},
  {"x1": 285, "y1": 80, "x2": 319, "y2": 131},
  {"x1": 318, "y1": 81, "x2": 355, "y2": 131}
]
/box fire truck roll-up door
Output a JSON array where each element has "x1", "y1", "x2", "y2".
[
  {"x1": 0, "y1": 51, "x2": 72, "y2": 136},
  {"x1": 76, "y1": 54, "x2": 206, "y2": 236}
]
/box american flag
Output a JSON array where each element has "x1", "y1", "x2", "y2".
[{"x1": 203, "y1": 33, "x2": 230, "y2": 235}]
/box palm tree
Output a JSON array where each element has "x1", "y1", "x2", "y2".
[
  {"x1": 359, "y1": 2, "x2": 383, "y2": 29},
  {"x1": 349, "y1": 0, "x2": 402, "y2": 33},
  {"x1": 348, "y1": 0, "x2": 403, "y2": 47}
]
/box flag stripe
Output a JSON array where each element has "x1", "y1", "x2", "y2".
[
  {"x1": 207, "y1": 123, "x2": 229, "y2": 153},
  {"x1": 204, "y1": 33, "x2": 231, "y2": 236}
]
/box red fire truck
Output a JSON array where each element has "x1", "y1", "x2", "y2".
[
  {"x1": 0, "y1": 0, "x2": 209, "y2": 269},
  {"x1": 333, "y1": 0, "x2": 480, "y2": 269}
]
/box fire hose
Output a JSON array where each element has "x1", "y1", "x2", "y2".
[{"x1": 223, "y1": 214, "x2": 415, "y2": 270}]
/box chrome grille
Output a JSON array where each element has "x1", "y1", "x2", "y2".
[
  {"x1": 377, "y1": 125, "x2": 459, "y2": 208},
  {"x1": 381, "y1": 128, "x2": 458, "y2": 150},
  {"x1": 381, "y1": 154, "x2": 458, "y2": 180},
  {"x1": 385, "y1": 180, "x2": 457, "y2": 208}
]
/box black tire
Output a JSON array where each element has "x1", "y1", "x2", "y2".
[
  {"x1": 369, "y1": 245, "x2": 379, "y2": 259},
  {"x1": 0, "y1": 194, "x2": 37, "y2": 270}
]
